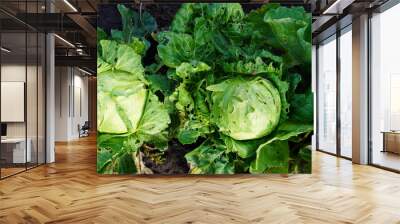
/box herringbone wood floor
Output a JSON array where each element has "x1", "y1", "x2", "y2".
[{"x1": 1, "y1": 136, "x2": 400, "y2": 224}]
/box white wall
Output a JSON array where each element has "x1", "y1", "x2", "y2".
[
  {"x1": 55, "y1": 66, "x2": 69, "y2": 141},
  {"x1": 54, "y1": 67, "x2": 89, "y2": 141},
  {"x1": 72, "y1": 73, "x2": 89, "y2": 138},
  {"x1": 1, "y1": 65, "x2": 35, "y2": 138},
  {"x1": 1, "y1": 65, "x2": 27, "y2": 141}
]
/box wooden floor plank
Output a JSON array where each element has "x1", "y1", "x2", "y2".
[{"x1": 0, "y1": 136, "x2": 399, "y2": 223}]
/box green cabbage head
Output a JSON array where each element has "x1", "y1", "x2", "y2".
[
  {"x1": 97, "y1": 39, "x2": 149, "y2": 134},
  {"x1": 97, "y1": 70, "x2": 147, "y2": 134},
  {"x1": 207, "y1": 77, "x2": 281, "y2": 140}
]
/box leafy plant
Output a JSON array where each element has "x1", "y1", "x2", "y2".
[
  {"x1": 97, "y1": 3, "x2": 313, "y2": 174},
  {"x1": 97, "y1": 6, "x2": 169, "y2": 174}
]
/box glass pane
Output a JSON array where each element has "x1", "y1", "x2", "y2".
[
  {"x1": 1, "y1": 31, "x2": 27, "y2": 177},
  {"x1": 26, "y1": 0, "x2": 39, "y2": 169},
  {"x1": 38, "y1": 32, "x2": 45, "y2": 165},
  {"x1": 317, "y1": 35, "x2": 337, "y2": 154},
  {"x1": 371, "y1": 4, "x2": 400, "y2": 171},
  {"x1": 340, "y1": 28, "x2": 352, "y2": 158},
  {"x1": 27, "y1": 31, "x2": 38, "y2": 169},
  {"x1": 1, "y1": 1, "x2": 28, "y2": 31}
]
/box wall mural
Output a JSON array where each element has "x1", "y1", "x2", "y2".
[{"x1": 97, "y1": 3, "x2": 313, "y2": 175}]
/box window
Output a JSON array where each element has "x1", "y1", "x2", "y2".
[
  {"x1": 370, "y1": 3, "x2": 400, "y2": 171},
  {"x1": 317, "y1": 35, "x2": 337, "y2": 154}
]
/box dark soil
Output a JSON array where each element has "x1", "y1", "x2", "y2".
[
  {"x1": 142, "y1": 140, "x2": 195, "y2": 174},
  {"x1": 98, "y1": 3, "x2": 266, "y2": 33}
]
